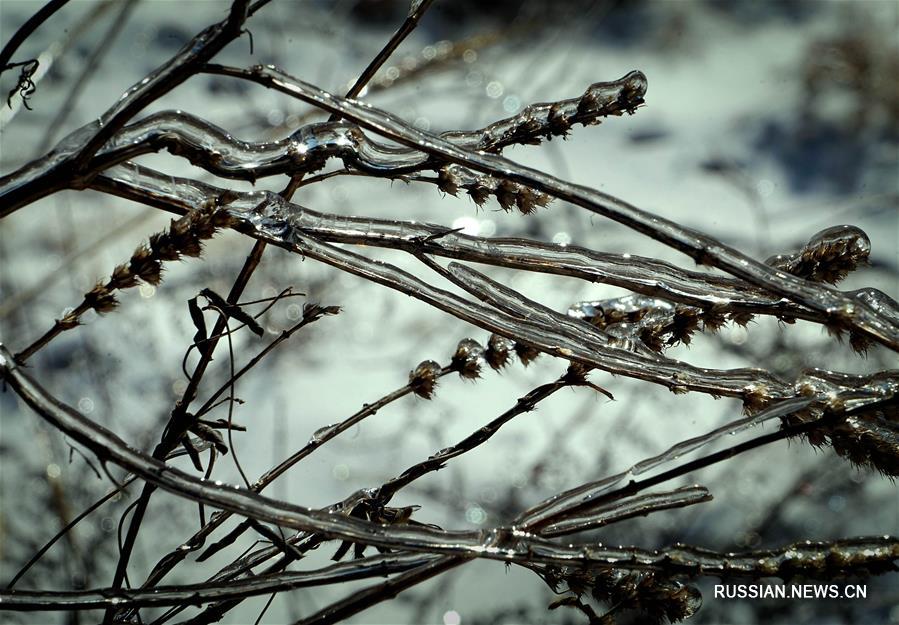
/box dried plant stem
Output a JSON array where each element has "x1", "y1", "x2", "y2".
[
  {"x1": 0, "y1": 0, "x2": 71, "y2": 74},
  {"x1": 107, "y1": 9, "x2": 440, "y2": 621},
  {"x1": 203, "y1": 63, "x2": 898, "y2": 350},
  {"x1": 332, "y1": 0, "x2": 435, "y2": 109},
  {"x1": 0, "y1": 553, "x2": 439, "y2": 611},
  {"x1": 104, "y1": 236, "x2": 268, "y2": 623},
  {"x1": 292, "y1": 555, "x2": 463, "y2": 625},
  {"x1": 14, "y1": 203, "x2": 234, "y2": 363}
]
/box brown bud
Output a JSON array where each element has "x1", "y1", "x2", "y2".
[
  {"x1": 485, "y1": 334, "x2": 514, "y2": 370},
  {"x1": 466, "y1": 184, "x2": 490, "y2": 206},
  {"x1": 84, "y1": 283, "x2": 118, "y2": 314},
  {"x1": 409, "y1": 360, "x2": 442, "y2": 399},
  {"x1": 514, "y1": 342, "x2": 540, "y2": 366},
  {"x1": 494, "y1": 180, "x2": 517, "y2": 212},
  {"x1": 451, "y1": 338, "x2": 484, "y2": 379},
  {"x1": 107, "y1": 264, "x2": 138, "y2": 290},
  {"x1": 437, "y1": 167, "x2": 459, "y2": 196}
]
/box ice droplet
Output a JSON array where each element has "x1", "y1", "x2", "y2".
[{"x1": 309, "y1": 423, "x2": 339, "y2": 444}]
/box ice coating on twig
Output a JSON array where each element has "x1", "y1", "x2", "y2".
[
  {"x1": 766, "y1": 225, "x2": 871, "y2": 285},
  {"x1": 2, "y1": 345, "x2": 897, "y2": 596},
  {"x1": 0, "y1": 1, "x2": 252, "y2": 213},
  {"x1": 516, "y1": 396, "x2": 815, "y2": 529},
  {"x1": 569, "y1": 294, "x2": 725, "y2": 351},
  {"x1": 538, "y1": 485, "x2": 712, "y2": 537},
  {"x1": 95, "y1": 163, "x2": 862, "y2": 331},
  {"x1": 204, "y1": 63, "x2": 899, "y2": 351},
  {"x1": 0, "y1": 553, "x2": 438, "y2": 610},
  {"x1": 0, "y1": 71, "x2": 643, "y2": 215},
  {"x1": 92, "y1": 166, "x2": 899, "y2": 410},
  {"x1": 440, "y1": 70, "x2": 647, "y2": 150}
]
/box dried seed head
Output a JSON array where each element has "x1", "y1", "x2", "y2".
[
  {"x1": 409, "y1": 360, "x2": 442, "y2": 399},
  {"x1": 700, "y1": 307, "x2": 727, "y2": 333},
  {"x1": 466, "y1": 184, "x2": 490, "y2": 207},
  {"x1": 514, "y1": 342, "x2": 540, "y2": 366},
  {"x1": 211, "y1": 208, "x2": 237, "y2": 229},
  {"x1": 437, "y1": 167, "x2": 459, "y2": 196},
  {"x1": 303, "y1": 303, "x2": 341, "y2": 320},
  {"x1": 485, "y1": 334, "x2": 515, "y2": 370},
  {"x1": 547, "y1": 103, "x2": 571, "y2": 137},
  {"x1": 107, "y1": 264, "x2": 138, "y2": 291},
  {"x1": 728, "y1": 311, "x2": 754, "y2": 327},
  {"x1": 515, "y1": 186, "x2": 550, "y2": 215},
  {"x1": 848, "y1": 331, "x2": 872, "y2": 355},
  {"x1": 742, "y1": 384, "x2": 771, "y2": 414},
  {"x1": 516, "y1": 115, "x2": 542, "y2": 140},
  {"x1": 451, "y1": 338, "x2": 484, "y2": 379},
  {"x1": 494, "y1": 179, "x2": 518, "y2": 212},
  {"x1": 177, "y1": 232, "x2": 203, "y2": 258},
  {"x1": 130, "y1": 250, "x2": 163, "y2": 285},
  {"x1": 639, "y1": 327, "x2": 665, "y2": 352},
  {"x1": 670, "y1": 307, "x2": 699, "y2": 344},
  {"x1": 58, "y1": 313, "x2": 80, "y2": 330},
  {"x1": 84, "y1": 283, "x2": 118, "y2": 314},
  {"x1": 767, "y1": 225, "x2": 871, "y2": 285},
  {"x1": 149, "y1": 232, "x2": 181, "y2": 261},
  {"x1": 191, "y1": 211, "x2": 218, "y2": 239},
  {"x1": 576, "y1": 88, "x2": 601, "y2": 116},
  {"x1": 169, "y1": 215, "x2": 192, "y2": 239}
]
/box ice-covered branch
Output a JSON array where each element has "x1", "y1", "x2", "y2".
[
  {"x1": 4, "y1": 343, "x2": 896, "y2": 579},
  {"x1": 0, "y1": 553, "x2": 436, "y2": 611},
  {"x1": 0, "y1": 1, "x2": 253, "y2": 212},
  {"x1": 92, "y1": 165, "x2": 867, "y2": 335},
  {"x1": 200, "y1": 63, "x2": 899, "y2": 351},
  {"x1": 0, "y1": 70, "x2": 642, "y2": 215}
]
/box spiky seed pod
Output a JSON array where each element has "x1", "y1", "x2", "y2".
[
  {"x1": 83, "y1": 283, "x2": 118, "y2": 314},
  {"x1": 466, "y1": 184, "x2": 490, "y2": 207},
  {"x1": 437, "y1": 167, "x2": 459, "y2": 195},
  {"x1": 742, "y1": 384, "x2": 771, "y2": 414},
  {"x1": 766, "y1": 225, "x2": 871, "y2": 285},
  {"x1": 813, "y1": 412, "x2": 899, "y2": 477},
  {"x1": 700, "y1": 307, "x2": 728, "y2": 332},
  {"x1": 409, "y1": 360, "x2": 442, "y2": 399},
  {"x1": 107, "y1": 263, "x2": 139, "y2": 290},
  {"x1": 849, "y1": 331, "x2": 872, "y2": 355},
  {"x1": 485, "y1": 334, "x2": 515, "y2": 370},
  {"x1": 191, "y1": 211, "x2": 218, "y2": 239},
  {"x1": 437, "y1": 165, "x2": 551, "y2": 214},
  {"x1": 451, "y1": 338, "x2": 485, "y2": 379},
  {"x1": 20, "y1": 204, "x2": 236, "y2": 361},
  {"x1": 211, "y1": 207, "x2": 237, "y2": 229},
  {"x1": 639, "y1": 326, "x2": 666, "y2": 352},
  {"x1": 728, "y1": 311, "x2": 754, "y2": 327},
  {"x1": 546, "y1": 103, "x2": 571, "y2": 138},
  {"x1": 494, "y1": 179, "x2": 518, "y2": 212},
  {"x1": 515, "y1": 115, "x2": 542, "y2": 142},
  {"x1": 302, "y1": 303, "x2": 341, "y2": 320},
  {"x1": 523, "y1": 186, "x2": 552, "y2": 210},
  {"x1": 514, "y1": 186, "x2": 536, "y2": 215},
  {"x1": 589, "y1": 570, "x2": 702, "y2": 625},
  {"x1": 576, "y1": 88, "x2": 600, "y2": 116},
  {"x1": 169, "y1": 214, "x2": 192, "y2": 239},
  {"x1": 149, "y1": 231, "x2": 181, "y2": 261},
  {"x1": 178, "y1": 234, "x2": 203, "y2": 258},
  {"x1": 514, "y1": 342, "x2": 540, "y2": 366},
  {"x1": 670, "y1": 307, "x2": 700, "y2": 345},
  {"x1": 58, "y1": 313, "x2": 80, "y2": 330},
  {"x1": 129, "y1": 244, "x2": 164, "y2": 285}
]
